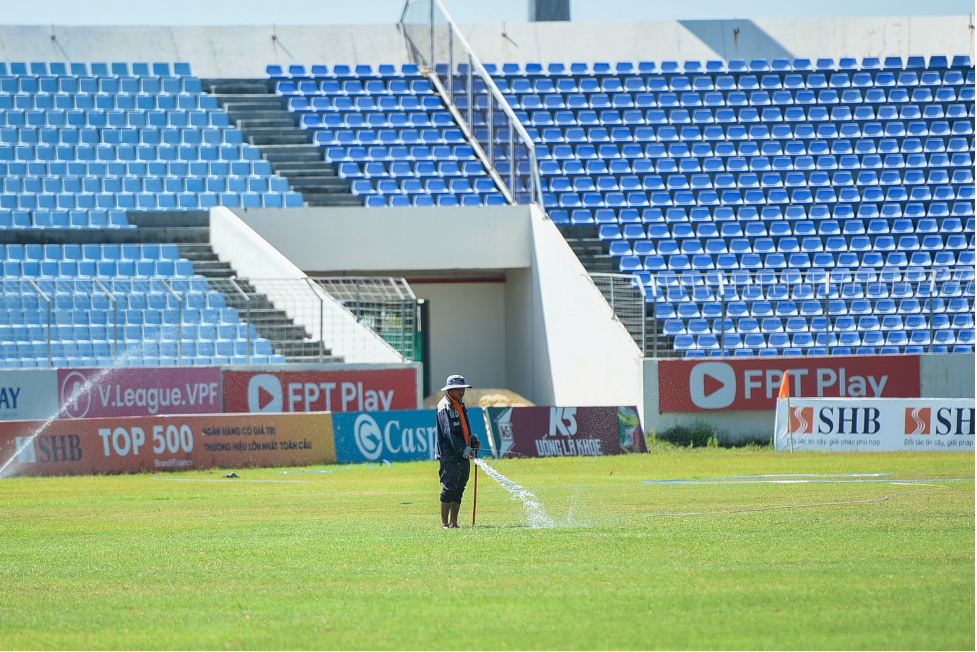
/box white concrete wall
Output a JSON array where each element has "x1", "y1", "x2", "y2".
[
  {"x1": 412, "y1": 280, "x2": 508, "y2": 390},
  {"x1": 237, "y1": 205, "x2": 643, "y2": 407},
  {"x1": 0, "y1": 16, "x2": 969, "y2": 78},
  {"x1": 920, "y1": 352, "x2": 976, "y2": 398},
  {"x1": 642, "y1": 353, "x2": 977, "y2": 443},
  {"x1": 230, "y1": 205, "x2": 532, "y2": 274},
  {"x1": 523, "y1": 205, "x2": 643, "y2": 408},
  {"x1": 209, "y1": 206, "x2": 403, "y2": 363}
]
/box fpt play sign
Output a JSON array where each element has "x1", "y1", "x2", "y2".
[
  {"x1": 224, "y1": 368, "x2": 418, "y2": 414},
  {"x1": 659, "y1": 355, "x2": 921, "y2": 412}
]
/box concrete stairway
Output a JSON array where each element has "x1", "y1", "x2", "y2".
[
  {"x1": 559, "y1": 224, "x2": 676, "y2": 357},
  {"x1": 179, "y1": 242, "x2": 343, "y2": 363},
  {"x1": 202, "y1": 79, "x2": 362, "y2": 207}
]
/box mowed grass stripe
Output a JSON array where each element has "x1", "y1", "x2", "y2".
[{"x1": 0, "y1": 451, "x2": 973, "y2": 650}]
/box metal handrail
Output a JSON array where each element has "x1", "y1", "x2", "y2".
[{"x1": 400, "y1": 0, "x2": 544, "y2": 207}]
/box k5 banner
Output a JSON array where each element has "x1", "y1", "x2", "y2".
[
  {"x1": 485, "y1": 406, "x2": 646, "y2": 458},
  {"x1": 0, "y1": 412, "x2": 336, "y2": 477},
  {"x1": 773, "y1": 397, "x2": 975, "y2": 452},
  {"x1": 224, "y1": 368, "x2": 418, "y2": 414},
  {"x1": 659, "y1": 355, "x2": 920, "y2": 412},
  {"x1": 332, "y1": 408, "x2": 491, "y2": 464}
]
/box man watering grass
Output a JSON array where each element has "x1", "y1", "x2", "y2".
[{"x1": 436, "y1": 375, "x2": 480, "y2": 528}]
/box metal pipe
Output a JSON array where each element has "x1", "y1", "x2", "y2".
[{"x1": 929, "y1": 270, "x2": 936, "y2": 353}]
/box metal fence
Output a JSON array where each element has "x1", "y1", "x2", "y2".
[
  {"x1": 0, "y1": 275, "x2": 420, "y2": 368},
  {"x1": 400, "y1": 0, "x2": 544, "y2": 206},
  {"x1": 590, "y1": 273, "x2": 647, "y2": 354},
  {"x1": 314, "y1": 277, "x2": 419, "y2": 361},
  {"x1": 634, "y1": 265, "x2": 976, "y2": 358}
]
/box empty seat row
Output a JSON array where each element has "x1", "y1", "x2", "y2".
[
  {"x1": 1, "y1": 62, "x2": 193, "y2": 77},
  {"x1": 0, "y1": 76, "x2": 203, "y2": 96},
  {"x1": 0, "y1": 107, "x2": 227, "y2": 127},
  {"x1": 0, "y1": 243, "x2": 181, "y2": 261},
  {"x1": 601, "y1": 216, "x2": 973, "y2": 239},
  {"x1": 0, "y1": 93, "x2": 218, "y2": 112},
  {"x1": 362, "y1": 193, "x2": 506, "y2": 208},
  {"x1": 339, "y1": 160, "x2": 485, "y2": 179},
  {"x1": 523, "y1": 105, "x2": 975, "y2": 127},
  {"x1": 268, "y1": 63, "x2": 421, "y2": 79},
  {"x1": 287, "y1": 95, "x2": 444, "y2": 113},
  {"x1": 276, "y1": 79, "x2": 433, "y2": 96},
  {"x1": 485, "y1": 56, "x2": 973, "y2": 77},
  {"x1": 0, "y1": 159, "x2": 273, "y2": 178},
  {"x1": 496, "y1": 70, "x2": 972, "y2": 94},
  {"x1": 618, "y1": 250, "x2": 974, "y2": 272},
  {"x1": 502, "y1": 86, "x2": 974, "y2": 111}
]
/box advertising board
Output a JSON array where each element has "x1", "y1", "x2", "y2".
[
  {"x1": 57, "y1": 367, "x2": 222, "y2": 419},
  {"x1": 0, "y1": 369, "x2": 58, "y2": 421},
  {"x1": 224, "y1": 368, "x2": 418, "y2": 414},
  {"x1": 0, "y1": 412, "x2": 336, "y2": 477},
  {"x1": 659, "y1": 355, "x2": 920, "y2": 412},
  {"x1": 485, "y1": 406, "x2": 646, "y2": 458},
  {"x1": 332, "y1": 408, "x2": 491, "y2": 464},
  {"x1": 773, "y1": 398, "x2": 975, "y2": 452}
]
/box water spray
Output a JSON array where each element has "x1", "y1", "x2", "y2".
[{"x1": 474, "y1": 458, "x2": 554, "y2": 528}]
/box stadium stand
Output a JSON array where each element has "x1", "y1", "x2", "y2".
[
  {"x1": 0, "y1": 61, "x2": 292, "y2": 367},
  {"x1": 266, "y1": 64, "x2": 507, "y2": 207},
  {"x1": 484, "y1": 55, "x2": 975, "y2": 356},
  {"x1": 1, "y1": 55, "x2": 973, "y2": 363}
]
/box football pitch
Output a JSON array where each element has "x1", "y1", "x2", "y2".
[{"x1": 1, "y1": 449, "x2": 973, "y2": 650}]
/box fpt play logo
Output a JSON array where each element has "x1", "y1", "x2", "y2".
[
  {"x1": 904, "y1": 407, "x2": 931, "y2": 435},
  {"x1": 688, "y1": 362, "x2": 737, "y2": 409},
  {"x1": 248, "y1": 374, "x2": 283, "y2": 412}
]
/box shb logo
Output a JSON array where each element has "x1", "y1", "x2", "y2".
[
  {"x1": 904, "y1": 407, "x2": 931, "y2": 435},
  {"x1": 689, "y1": 362, "x2": 737, "y2": 409},
  {"x1": 353, "y1": 414, "x2": 383, "y2": 461},
  {"x1": 248, "y1": 374, "x2": 283, "y2": 412},
  {"x1": 60, "y1": 371, "x2": 91, "y2": 418},
  {"x1": 789, "y1": 406, "x2": 814, "y2": 434}
]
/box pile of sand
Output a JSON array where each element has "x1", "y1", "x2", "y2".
[{"x1": 422, "y1": 388, "x2": 534, "y2": 409}]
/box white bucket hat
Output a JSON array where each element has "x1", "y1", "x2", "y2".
[{"x1": 441, "y1": 374, "x2": 472, "y2": 392}]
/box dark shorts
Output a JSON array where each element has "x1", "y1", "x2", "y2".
[{"x1": 439, "y1": 458, "x2": 470, "y2": 504}]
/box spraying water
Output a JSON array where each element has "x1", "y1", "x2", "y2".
[
  {"x1": 474, "y1": 458, "x2": 555, "y2": 528},
  {"x1": 0, "y1": 354, "x2": 135, "y2": 479}
]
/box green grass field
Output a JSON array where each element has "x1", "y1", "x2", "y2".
[{"x1": 1, "y1": 449, "x2": 973, "y2": 650}]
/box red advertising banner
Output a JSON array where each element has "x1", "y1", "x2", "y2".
[
  {"x1": 57, "y1": 367, "x2": 222, "y2": 419},
  {"x1": 223, "y1": 368, "x2": 418, "y2": 414},
  {"x1": 486, "y1": 406, "x2": 646, "y2": 458},
  {"x1": 0, "y1": 412, "x2": 336, "y2": 477},
  {"x1": 658, "y1": 355, "x2": 921, "y2": 413}
]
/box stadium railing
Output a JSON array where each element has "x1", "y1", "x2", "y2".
[{"x1": 400, "y1": 0, "x2": 544, "y2": 206}]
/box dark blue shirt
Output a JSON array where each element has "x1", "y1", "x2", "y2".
[{"x1": 435, "y1": 395, "x2": 471, "y2": 462}]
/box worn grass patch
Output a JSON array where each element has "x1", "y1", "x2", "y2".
[{"x1": 0, "y1": 451, "x2": 973, "y2": 650}]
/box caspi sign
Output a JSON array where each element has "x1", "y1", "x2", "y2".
[{"x1": 332, "y1": 408, "x2": 491, "y2": 464}]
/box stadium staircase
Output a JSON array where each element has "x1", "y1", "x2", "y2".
[
  {"x1": 202, "y1": 78, "x2": 360, "y2": 207},
  {"x1": 177, "y1": 240, "x2": 342, "y2": 364}
]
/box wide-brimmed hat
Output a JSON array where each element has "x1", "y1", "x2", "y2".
[{"x1": 441, "y1": 374, "x2": 472, "y2": 392}]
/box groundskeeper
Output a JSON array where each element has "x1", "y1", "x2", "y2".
[{"x1": 436, "y1": 374, "x2": 480, "y2": 528}]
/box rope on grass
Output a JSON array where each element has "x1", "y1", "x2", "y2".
[{"x1": 638, "y1": 484, "x2": 942, "y2": 520}]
